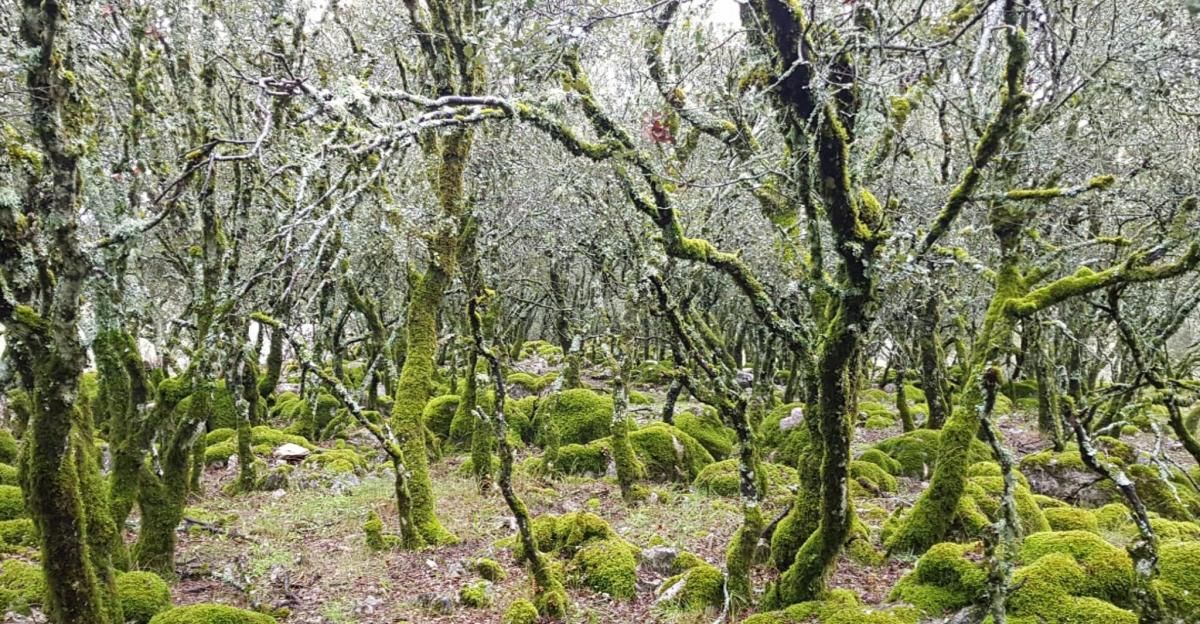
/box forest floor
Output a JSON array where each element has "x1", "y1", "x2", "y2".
[{"x1": 141, "y1": 390, "x2": 1185, "y2": 624}]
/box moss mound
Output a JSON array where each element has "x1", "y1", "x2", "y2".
[
  {"x1": 459, "y1": 580, "x2": 492, "y2": 607},
  {"x1": 303, "y1": 448, "x2": 368, "y2": 474},
  {"x1": 422, "y1": 394, "x2": 461, "y2": 440},
  {"x1": 0, "y1": 485, "x2": 25, "y2": 521},
  {"x1": 0, "y1": 518, "x2": 36, "y2": 549},
  {"x1": 117, "y1": 571, "x2": 173, "y2": 624},
  {"x1": 534, "y1": 389, "x2": 614, "y2": 446},
  {"x1": 0, "y1": 559, "x2": 45, "y2": 614},
  {"x1": 874, "y1": 429, "x2": 991, "y2": 478},
  {"x1": 1156, "y1": 540, "x2": 1200, "y2": 621},
  {"x1": 675, "y1": 411, "x2": 735, "y2": 460},
  {"x1": 473, "y1": 558, "x2": 505, "y2": 582},
  {"x1": 1017, "y1": 530, "x2": 1133, "y2": 606},
  {"x1": 890, "y1": 542, "x2": 986, "y2": 615},
  {"x1": 148, "y1": 603, "x2": 277, "y2": 624},
  {"x1": 524, "y1": 511, "x2": 618, "y2": 557},
  {"x1": 851, "y1": 459, "x2": 898, "y2": 494},
  {"x1": 658, "y1": 561, "x2": 724, "y2": 611},
  {"x1": 505, "y1": 371, "x2": 557, "y2": 394},
  {"x1": 693, "y1": 459, "x2": 798, "y2": 499},
  {"x1": 0, "y1": 463, "x2": 17, "y2": 487},
  {"x1": 501, "y1": 598, "x2": 539, "y2": 624},
  {"x1": 759, "y1": 402, "x2": 810, "y2": 467},
  {"x1": 1043, "y1": 507, "x2": 1100, "y2": 533},
  {"x1": 954, "y1": 475, "x2": 1049, "y2": 538},
  {"x1": 547, "y1": 443, "x2": 608, "y2": 476},
  {"x1": 1007, "y1": 552, "x2": 1136, "y2": 623},
  {"x1": 747, "y1": 588, "x2": 918, "y2": 623},
  {"x1": 0, "y1": 429, "x2": 17, "y2": 464},
  {"x1": 628, "y1": 423, "x2": 714, "y2": 482},
  {"x1": 857, "y1": 448, "x2": 902, "y2": 475},
  {"x1": 204, "y1": 426, "x2": 315, "y2": 466},
  {"x1": 572, "y1": 537, "x2": 639, "y2": 599}
]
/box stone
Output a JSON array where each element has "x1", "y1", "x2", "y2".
[
  {"x1": 640, "y1": 546, "x2": 679, "y2": 576},
  {"x1": 273, "y1": 443, "x2": 311, "y2": 460},
  {"x1": 779, "y1": 407, "x2": 804, "y2": 432}
]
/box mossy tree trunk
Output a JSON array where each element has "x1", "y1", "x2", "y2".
[
  {"x1": 917, "y1": 294, "x2": 951, "y2": 429},
  {"x1": 2, "y1": 2, "x2": 123, "y2": 622},
  {"x1": 895, "y1": 367, "x2": 916, "y2": 432}
]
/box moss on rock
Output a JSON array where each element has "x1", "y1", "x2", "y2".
[
  {"x1": 1017, "y1": 530, "x2": 1132, "y2": 606},
  {"x1": 890, "y1": 541, "x2": 986, "y2": 615},
  {"x1": 851, "y1": 460, "x2": 898, "y2": 494},
  {"x1": 0, "y1": 559, "x2": 45, "y2": 614},
  {"x1": 658, "y1": 561, "x2": 724, "y2": 611},
  {"x1": 473, "y1": 557, "x2": 506, "y2": 582},
  {"x1": 0, "y1": 429, "x2": 17, "y2": 464},
  {"x1": 422, "y1": 394, "x2": 461, "y2": 440},
  {"x1": 459, "y1": 580, "x2": 493, "y2": 607},
  {"x1": 1044, "y1": 507, "x2": 1100, "y2": 533},
  {"x1": 534, "y1": 389, "x2": 614, "y2": 446},
  {"x1": 0, "y1": 485, "x2": 25, "y2": 521},
  {"x1": 857, "y1": 448, "x2": 902, "y2": 475},
  {"x1": 571, "y1": 537, "x2": 639, "y2": 599},
  {"x1": 693, "y1": 459, "x2": 798, "y2": 499},
  {"x1": 1156, "y1": 540, "x2": 1200, "y2": 621},
  {"x1": 148, "y1": 603, "x2": 276, "y2": 624},
  {"x1": 501, "y1": 598, "x2": 539, "y2": 624},
  {"x1": 628, "y1": 423, "x2": 714, "y2": 482},
  {"x1": 675, "y1": 411, "x2": 735, "y2": 459},
  {"x1": 116, "y1": 571, "x2": 172, "y2": 624},
  {"x1": 874, "y1": 429, "x2": 991, "y2": 478}
]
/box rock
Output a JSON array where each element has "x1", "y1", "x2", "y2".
[
  {"x1": 779, "y1": 407, "x2": 804, "y2": 432},
  {"x1": 639, "y1": 546, "x2": 679, "y2": 576},
  {"x1": 273, "y1": 443, "x2": 311, "y2": 460},
  {"x1": 736, "y1": 368, "x2": 754, "y2": 388},
  {"x1": 883, "y1": 383, "x2": 897, "y2": 393}
]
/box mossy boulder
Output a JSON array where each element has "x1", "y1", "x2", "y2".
[
  {"x1": 0, "y1": 485, "x2": 25, "y2": 521},
  {"x1": 1142, "y1": 517, "x2": 1200, "y2": 541},
  {"x1": 874, "y1": 429, "x2": 991, "y2": 478},
  {"x1": 749, "y1": 588, "x2": 919, "y2": 624},
  {"x1": 890, "y1": 541, "x2": 986, "y2": 615},
  {"x1": 0, "y1": 559, "x2": 45, "y2": 614},
  {"x1": 658, "y1": 561, "x2": 724, "y2": 611},
  {"x1": 534, "y1": 389, "x2": 614, "y2": 446},
  {"x1": 204, "y1": 426, "x2": 315, "y2": 466},
  {"x1": 693, "y1": 459, "x2": 798, "y2": 499},
  {"x1": 546, "y1": 443, "x2": 608, "y2": 476},
  {"x1": 628, "y1": 423, "x2": 714, "y2": 482},
  {"x1": 303, "y1": 448, "x2": 368, "y2": 475},
  {"x1": 0, "y1": 429, "x2": 17, "y2": 464},
  {"x1": 857, "y1": 448, "x2": 902, "y2": 475},
  {"x1": 1017, "y1": 530, "x2": 1133, "y2": 606},
  {"x1": 675, "y1": 411, "x2": 735, "y2": 460},
  {"x1": 1007, "y1": 553, "x2": 1136, "y2": 623},
  {"x1": 850, "y1": 460, "x2": 898, "y2": 494},
  {"x1": 572, "y1": 537, "x2": 640, "y2": 599},
  {"x1": 1115, "y1": 464, "x2": 1200, "y2": 521},
  {"x1": 0, "y1": 518, "x2": 35, "y2": 549},
  {"x1": 501, "y1": 598, "x2": 539, "y2": 624},
  {"x1": 363, "y1": 511, "x2": 400, "y2": 551},
  {"x1": 459, "y1": 580, "x2": 493, "y2": 607},
  {"x1": 759, "y1": 402, "x2": 810, "y2": 467},
  {"x1": 422, "y1": 394, "x2": 461, "y2": 440},
  {"x1": 1043, "y1": 507, "x2": 1100, "y2": 533},
  {"x1": 1156, "y1": 540, "x2": 1200, "y2": 621},
  {"x1": 954, "y1": 475, "x2": 1049, "y2": 538},
  {"x1": 505, "y1": 371, "x2": 557, "y2": 394},
  {"x1": 473, "y1": 558, "x2": 505, "y2": 582},
  {"x1": 117, "y1": 570, "x2": 172, "y2": 624},
  {"x1": 0, "y1": 463, "x2": 17, "y2": 487},
  {"x1": 1019, "y1": 446, "x2": 1112, "y2": 506},
  {"x1": 522, "y1": 511, "x2": 618, "y2": 558},
  {"x1": 148, "y1": 604, "x2": 277, "y2": 624}
]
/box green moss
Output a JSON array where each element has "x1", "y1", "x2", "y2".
[
  {"x1": 675, "y1": 411, "x2": 736, "y2": 459},
  {"x1": 875, "y1": 429, "x2": 991, "y2": 478},
  {"x1": 422, "y1": 394, "x2": 461, "y2": 439},
  {"x1": 759, "y1": 402, "x2": 810, "y2": 467},
  {"x1": 1118, "y1": 464, "x2": 1200, "y2": 521},
  {"x1": 1017, "y1": 530, "x2": 1132, "y2": 605},
  {"x1": 116, "y1": 571, "x2": 172, "y2": 624},
  {"x1": 147, "y1": 603, "x2": 277, "y2": 624},
  {"x1": 1008, "y1": 553, "x2": 1136, "y2": 623},
  {"x1": 857, "y1": 449, "x2": 902, "y2": 475},
  {"x1": 572, "y1": 537, "x2": 639, "y2": 599},
  {"x1": 659, "y1": 562, "x2": 724, "y2": 610},
  {"x1": 501, "y1": 598, "x2": 538, "y2": 624},
  {"x1": 473, "y1": 557, "x2": 505, "y2": 581},
  {"x1": 1094, "y1": 503, "x2": 1130, "y2": 530},
  {"x1": 956, "y1": 475, "x2": 1049, "y2": 537},
  {"x1": 505, "y1": 372, "x2": 558, "y2": 394},
  {"x1": 303, "y1": 449, "x2": 367, "y2": 475},
  {"x1": 534, "y1": 389, "x2": 614, "y2": 446},
  {"x1": 890, "y1": 542, "x2": 986, "y2": 615},
  {"x1": 749, "y1": 589, "x2": 918, "y2": 623},
  {"x1": 851, "y1": 460, "x2": 898, "y2": 493},
  {"x1": 1156, "y1": 540, "x2": 1200, "y2": 620},
  {"x1": 363, "y1": 511, "x2": 400, "y2": 551},
  {"x1": 1144, "y1": 518, "x2": 1200, "y2": 541},
  {"x1": 0, "y1": 518, "x2": 35, "y2": 548},
  {"x1": 0, "y1": 463, "x2": 17, "y2": 486},
  {"x1": 0, "y1": 485, "x2": 25, "y2": 520},
  {"x1": 1033, "y1": 494, "x2": 1068, "y2": 509},
  {"x1": 0, "y1": 429, "x2": 17, "y2": 464},
  {"x1": 628, "y1": 390, "x2": 653, "y2": 405},
  {"x1": 546, "y1": 443, "x2": 607, "y2": 475},
  {"x1": 459, "y1": 580, "x2": 492, "y2": 607},
  {"x1": 520, "y1": 511, "x2": 617, "y2": 558},
  {"x1": 1044, "y1": 507, "x2": 1100, "y2": 533},
  {"x1": 0, "y1": 559, "x2": 45, "y2": 614},
  {"x1": 693, "y1": 459, "x2": 797, "y2": 499},
  {"x1": 628, "y1": 423, "x2": 714, "y2": 481}
]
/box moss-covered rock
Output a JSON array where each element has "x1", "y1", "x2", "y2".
[
  {"x1": 693, "y1": 459, "x2": 798, "y2": 499},
  {"x1": 422, "y1": 394, "x2": 461, "y2": 440},
  {"x1": 675, "y1": 411, "x2": 735, "y2": 460},
  {"x1": 759, "y1": 402, "x2": 810, "y2": 467},
  {"x1": 363, "y1": 511, "x2": 400, "y2": 551},
  {"x1": 0, "y1": 463, "x2": 17, "y2": 487},
  {"x1": 459, "y1": 580, "x2": 493, "y2": 607},
  {"x1": 523, "y1": 511, "x2": 618, "y2": 558},
  {"x1": 0, "y1": 485, "x2": 25, "y2": 521},
  {"x1": 572, "y1": 538, "x2": 639, "y2": 599},
  {"x1": 534, "y1": 389, "x2": 614, "y2": 446},
  {"x1": 506, "y1": 371, "x2": 558, "y2": 394},
  {"x1": 0, "y1": 559, "x2": 45, "y2": 614},
  {"x1": 148, "y1": 603, "x2": 277, "y2": 624},
  {"x1": 501, "y1": 598, "x2": 539, "y2": 624},
  {"x1": 116, "y1": 571, "x2": 172, "y2": 624},
  {"x1": 1116, "y1": 464, "x2": 1200, "y2": 521},
  {"x1": 547, "y1": 443, "x2": 608, "y2": 476},
  {"x1": 1017, "y1": 530, "x2": 1132, "y2": 606},
  {"x1": 748, "y1": 588, "x2": 919, "y2": 623},
  {"x1": 851, "y1": 460, "x2": 898, "y2": 494},
  {"x1": 1143, "y1": 517, "x2": 1200, "y2": 541},
  {"x1": 473, "y1": 557, "x2": 506, "y2": 582},
  {"x1": 890, "y1": 541, "x2": 986, "y2": 615},
  {"x1": 1094, "y1": 503, "x2": 1131, "y2": 530},
  {"x1": 628, "y1": 423, "x2": 714, "y2": 482},
  {"x1": 1156, "y1": 540, "x2": 1200, "y2": 621},
  {"x1": 0, "y1": 429, "x2": 17, "y2": 464},
  {"x1": 1044, "y1": 507, "x2": 1100, "y2": 533},
  {"x1": 954, "y1": 475, "x2": 1049, "y2": 538},
  {"x1": 204, "y1": 426, "x2": 315, "y2": 466},
  {"x1": 0, "y1": 518, "x2": 35, "y2": 548},
  {"x1": 1007, "y1": 552, "x2": 1136, "y2": 623},
  {"x1": 857, "y1": 448, "x2": 902, "y2": 475},
  {"x1": 303, "y1": 448, "x2": 368, "y2": 475},
  {"x1": 658, "y1": 561, "x2": 724, "y2": 610},
  {"x1": 874, "y1": 429, "x2": 991, "y2": 478}
]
